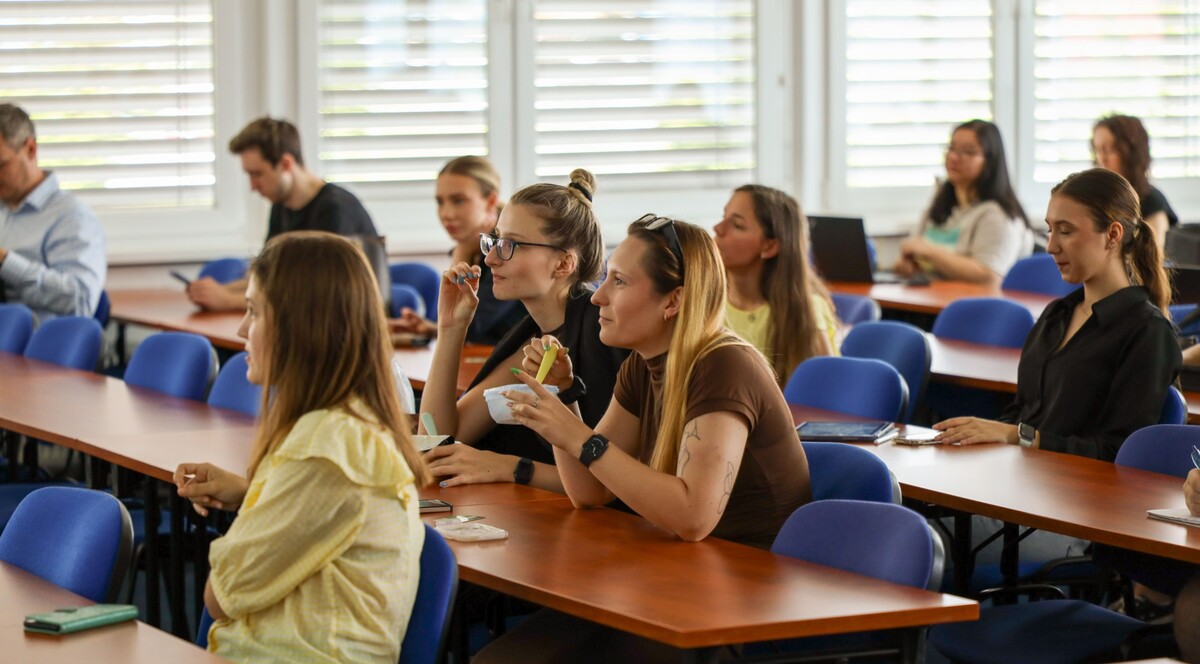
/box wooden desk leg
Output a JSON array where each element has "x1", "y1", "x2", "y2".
[
  {"x1": 168, "y1": 491, "x2": 190, "y2": 639},
  {"x1": 682, "y1": 646, "x2": 719, "y2": 663},
  {"x1": 953, "y1": 512, "x2": 973, "y2": 595},
  {"x1": 145, "y1": 478, "x2": 162, "y2": 628}
]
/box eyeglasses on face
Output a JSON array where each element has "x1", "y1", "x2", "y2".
[
  {"x1": 479, "y1": 232, "x2": 565, "y2": 261},
  {"x1": 637, "y1": 214, "x2": 685, "y2": 275}
]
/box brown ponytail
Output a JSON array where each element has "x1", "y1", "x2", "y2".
[{"x1": 1051, "y1": 168, "x2": 1171, "y2": 315}]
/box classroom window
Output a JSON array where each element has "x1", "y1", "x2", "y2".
[
  {"x1": 531, "y1": 0, "x2": 756, "y2": 192},
  {"x1": 0, "y1": 0, "x2": 216, "y2": 211}
]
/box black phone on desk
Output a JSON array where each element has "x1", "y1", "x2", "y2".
[{"x1": 419, "y1": 499, "x2": 453, "y2": 513}]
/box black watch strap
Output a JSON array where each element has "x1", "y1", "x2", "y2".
[
  {"x1": 558, "y1": 375, "x2": 587, "y2": 405},
  {"x1": 513, "y1": 457, "x2": 534, "y2": 485},
  {"x1": 579, "y1": 434, "x2": 610, "y2": 468}
]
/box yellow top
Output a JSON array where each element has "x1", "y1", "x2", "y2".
[
  {"x1": 208, "y1": 403, "x2": 423, "y2": 664},
  {"x1": 725, "y1": 295, "x2": 840, "y2": 364}
]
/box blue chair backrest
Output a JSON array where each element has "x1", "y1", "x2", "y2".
[
  {"x1": 1115, "y1": 424, "x2": 1200, "y2": 477},
  {"x1": 94, "y1": 289, "x2": 111, "y2": 328},
  {"x1": 802, "y1": 441, "x2": 895, "y2": 503},
  {"x1": 390, "y1": 262, "x2": 441, "y2": 322},
  {"x1": 841, "y1": 321, "x2": 931, "y2": 423},
  {"x1": 1160, "y1": 386, "x2": 1187, "y2": 426},
  {"x1": 24, "y1": 316, "x2": 103, "y2": 371},
  {"x1": 196, "y1": 606, "x2": 214, "y2": 648},
  {"x1": 390, "y1": 284, "x2": 425, "y2": 319},
  {"x1": 125, "y1": 332, "x2": 215, "y2": 401},
  {"x1": 207, "y1": 352, "x2": 262, "y2": 417},
  {"x1": 0, "y1": 487, "x2": 133, "y2": 602},
  {"x1": 400, "y1": 524, "x2": 458, "y2": 664},
  {"x1": 772, "y1": 500, "x2": 935, "y2": 589},
  {"x1": 0, "y1": 303, "x2": 34, "y2": 354},
  {"x1": 198, "y1": 257, "x2": 249, "y2": 284},
  {"x1": 1170, "y1": 304, "x2": 1200, "y2": 337},
  {"x1": 784, "y1": 356, "x2": 908, "y2": 421},
  {"x1": 932, "y1": 297, "x2": 1035, "y2": 349},
  {"x1": 1001, "y1": 254, "x2": 1079, "y2": 297},
  {"x1": 831, "y1": 293, "x2": 881, "y2": 326}
]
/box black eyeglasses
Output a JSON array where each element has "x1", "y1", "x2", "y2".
[
  {"x1": 479, "y1": 233, "x2": 565, "y2": 261},
  {"x1": 638, "y1": 214, "x2": 685, "y2": 275}
]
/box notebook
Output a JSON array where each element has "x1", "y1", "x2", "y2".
[
  {"x1": 1147, "y1": 507, "x2": 1200, "y2": 528},
  {"x1": 796, "y1": 421, "x2": 897, "y2": 443},
  {"x1": 808, "y1": 215, "x2": 902, "y2": 284}
]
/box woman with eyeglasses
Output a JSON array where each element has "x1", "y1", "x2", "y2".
[
  {"x1": 1092, "y1": 114, "x2": 1176, "y2": 254},
  {"x1": 714, "y1": 184, "x2": 836, "y2": 387},
  {"x1": 474, "y1": 216, "x2": 810, "y2": 662},
  {"x1": 418, "y1": 169, "x2": 628, "y2": 492},
  {"x1": 894, "y1": 119, "x2": 1033, "y2": 287},
  {"x1": 391, "y1": 156, "x2": 527, "y2": 344}
]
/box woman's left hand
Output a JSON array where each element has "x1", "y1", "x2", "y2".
[
  {"x1": 933, "y1": 417, "x2": 1019, "y2": 446},
  {"x1": 423, "y1": 444, "x2": 518, "y2": 488},
  {"x1": 505, "y1": 371, "x2": 593, "y2": 455}
]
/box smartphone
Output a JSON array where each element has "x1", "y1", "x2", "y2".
[
  {"x1": 24, "y1": 604, "x2": 139, "y2": 634},
  {"x1": 894, "y1": 429, "x2": 942, "y2": 446},
  {"x1": 419, "y1": 498, "x2": 453, "y2": 513},
  {"x1": 169, "y1": 270, "x2": 192, "y2": 286}
]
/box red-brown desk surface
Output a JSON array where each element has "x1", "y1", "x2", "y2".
[
  {"x1": 422, "y1": 499, "x2": 975, "y2": 649},
  {"x1": 107, "y1": 288, "x2": 489, "y2": 391},
  {"x1": 0, "y1": 561, "x2": 228, "y2": 664},
  {"x1": 791, "y1": 404, "x2": 1200, "y2": 565},
  {"x1": 829, "y1": 281, "x2": 1053, "y2": 318}
]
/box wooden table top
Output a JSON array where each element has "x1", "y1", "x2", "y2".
[
  {"x1": 424, "y1": 499, "x2": 976, "y2": 649},
  {"x1": 829, "y1": 281, "x2": 1054, "y2": 318},
  {"x1": 0, "y1": 561, "x2": 228, "y2": 663},
  {"x1": 107, "y1": 288, "x2": 489, "y2": 392}
]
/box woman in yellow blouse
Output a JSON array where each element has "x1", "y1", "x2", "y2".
[
  {"x1": 713, "y1": 184, "x2": 837, "y2": 386},
  {"x1": 173, "y1": 232, "x2": 431, "y2": 663}
]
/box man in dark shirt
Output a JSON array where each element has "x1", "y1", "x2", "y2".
[{"x1": 187, "y1": 117, "x2": 378, "y2": 311}]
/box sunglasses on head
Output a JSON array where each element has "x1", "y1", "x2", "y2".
[{"x1": 637, "y1": 214, "x2": 685, "y2": 275}]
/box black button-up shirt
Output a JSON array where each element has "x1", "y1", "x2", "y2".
[{"x1": 1000, "y1": 285, "x2": 1181, "y2": 461}]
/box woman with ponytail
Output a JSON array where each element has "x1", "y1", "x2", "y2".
[{"x1": 934, "y1": 168, "x2": 1179, "y2": 461}]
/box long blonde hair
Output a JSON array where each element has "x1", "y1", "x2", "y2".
[
  {"x1": 245, "y1": 232, "x2": 431, "y2": 486},
  {"x1": 628, "y1": 216, "x2": 756, "y2": 473}
]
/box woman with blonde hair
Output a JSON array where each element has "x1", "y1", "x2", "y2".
[
  {"x1": 392, "y1": 155, "x2": 526, "y2": 343},
  {"x1": 475, "y1": 215, "x2": 810, "y2": 662},
  {"x1": 174, "y1": 232, "x2": 429, "y2": 663},
  {"x1": 715, "y1": 184, "x2": 836, "y2": 385},
  {"x1": 419, "y1": 169, "x2": 628, "y2": 492}
]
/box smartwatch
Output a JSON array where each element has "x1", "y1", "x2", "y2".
[
  {"x1": 1017, "y1": 422, "x2": 1037, "y2": 448},
  {"x1": 579, "y1": 434, "x2": 610, "y2": 468},
  {"x1": 557, "y1": 376, "x2": 587, "y2": 405},
  {"x1": 513, "y1": 457, "x2": 534, "y2": 485}
]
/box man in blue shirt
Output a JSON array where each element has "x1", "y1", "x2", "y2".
[{"x1": 0, "y1": 104, "x2": 106, "y2": 324}]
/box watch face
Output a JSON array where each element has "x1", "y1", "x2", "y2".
[{"x1": 1019, "y1": 423, "x2": 1035, "y2": 442}]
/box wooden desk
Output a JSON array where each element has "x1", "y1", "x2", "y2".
[
  {"x1": 107, "y1": 288, "x2": 489, "y2": 392},
  {"x1": 0, "y1": 561, "x2": 227, "y2": 663},
  {"x1": 426, "y1": 499, "x2": 976, "y2": 652},
  {"x1": 829, "y1": 281, "x2": 1054, "y2": 318}
]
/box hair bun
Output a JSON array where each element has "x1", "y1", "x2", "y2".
[{"x1": 567, "y1": 168, "x2": 597, "y2": 205}]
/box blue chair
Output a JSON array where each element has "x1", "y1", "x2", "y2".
[
  {"x1": 94, "y1": 289, "x2": 111, "y2": 328},
  {"x1": 1115, "y1": 423, "x2": 1200, "y2": 476},
  {"x1": 932, "y1": 297, "x2": 1035, "y2": 349},
  {"x1": 196, "y1": 607, "x2": 214, "y2": 649},
  {"x1": 206, "y1": 352, "x2": 262, "y2": 417},
  {"x1": 784, "y1": 356, "x2": 908, "y2": 421},
  {"x1": 391, "y1": 262, "x2": 441, "y2": 322},
  {"x1": 1001, "y1": 254, "x2": 1079, "y2": 298},
  {"x1": 24, "y1": 316, "x2": 103, "y2": 371},
  {"x1": 841, "y1": 321, "x2": 931, "y2": 423},
  {"x1": 1160, "y1": 386, "x2": 1187, "y2": 426},
  {"x1": 198, "y1": 257, "x2": 249, "y2": 284},
  {"x1": 0, "y1": 303, "x2": 34, "y2": 354},
  {"x1": 1170, "y1": 304, "x2": 1200, "y2": 337},
  {"x1": 400, "y1": 525, "x2": 459, "y2": 664},
  {"x1": 802, "y1": 441, "x2": 897, "y2": 503},
  {"x1": 830, "y1": 293, "x2": 881, "y2": 326},
  {"x1": 0, "y1": 487, "x2": 133, "y2": 602},
  {"x1": 124, "y1": 332, "x2": 215, "y2": 401},
  {"x1": 390, "y1": 284, "x2": 425, "y2": 319}
]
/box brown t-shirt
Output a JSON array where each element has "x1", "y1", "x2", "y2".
[{"x1": 613, "y1": 343, "x2": 811, "y2": 549}]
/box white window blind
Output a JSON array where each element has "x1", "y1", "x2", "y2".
[
  {"x1": 316, "y1": 0, "x2": 488, "y2": 203},
  {"x1": 531, "y1": 0, "x2": 755, "y2": 192},
  {"x1": 843, "y1": 0, "x2": 994, "y2": 189},
  {"x1": 0, "y1": 0, "x2": 215, "y2": 211},
  {"x1": 1033, "y1": 0, "x2": 1200, "y2": 184}
]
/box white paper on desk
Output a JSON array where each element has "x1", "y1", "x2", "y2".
[
  {"x1": 1147, "y1": 508, "x2": 1200, "y2": 528},
  {"x1": 435, "y1": 521, "x2": 509, "y2": 542}
]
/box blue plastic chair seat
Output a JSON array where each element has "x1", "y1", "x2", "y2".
[{"x1": 784, "y1": 356, "x2": 908, "y2": 421}]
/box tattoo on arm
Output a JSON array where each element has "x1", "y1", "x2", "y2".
[
  {"x1": 679, "y1": 421, "x2": 700, "y2": 474},
  {"x1": 717, "y1": 462, "x2": 734, "y2": 515}
]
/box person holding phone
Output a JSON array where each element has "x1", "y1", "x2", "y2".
[{"x1": 174, "y1": 232, "x2": 429, "y2": 663}]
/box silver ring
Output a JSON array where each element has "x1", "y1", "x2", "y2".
[{"x1": 532, "y1": 397, "x2": 540, "y2": 409}]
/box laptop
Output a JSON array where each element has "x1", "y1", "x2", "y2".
[{"x1": 808, "y1": 215, "x2": 902, "y2": 284}]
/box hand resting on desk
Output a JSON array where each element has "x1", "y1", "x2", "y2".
[
  {"x1": 933, "y1": 416, "x2": 1019, "y2": 446},
  {"x1": 424, "y1": 444, "x2": 516, "y2": 488}
]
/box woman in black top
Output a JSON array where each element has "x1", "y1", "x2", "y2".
[
  {"x1": 935, "y1": 168, "x2": 1181, "y2": 458},
  {"x1": 417, "y1": 169, "x2": 628, "y2": 492},
  {"x1": 1092, "y1": 114, "x2": 1178, "y2": 254}
]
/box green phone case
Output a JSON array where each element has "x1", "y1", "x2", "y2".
[{"x1": 24, "y1": 604, "x2": 139, "y2": 634}]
